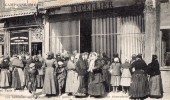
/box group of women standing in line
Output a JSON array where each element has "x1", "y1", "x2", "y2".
[
  {"x1": 41, "y1": 51, "x2": 163, "y2": 100},
  {"x1": 0, "y1": 51, "x2": 164, "y2": 100},
  {"x1": 0, "y1": 53, "x2": 44, "y2": 97},
  {"x1": 129, "y1": 54, "x2": 163, "y2": 100}
]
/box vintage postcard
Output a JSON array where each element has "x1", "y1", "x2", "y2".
[{"x1": 0, "y1": 0, "x2": 169, "y2": 100}]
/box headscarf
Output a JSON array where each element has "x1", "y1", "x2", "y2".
[{"x1": 88, "y1": 52, "x2": 98, "y2": 72}]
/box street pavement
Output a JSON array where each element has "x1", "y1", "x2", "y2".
[{"x1": 0, "y1": 88, "x2": 169, "y2": 100}]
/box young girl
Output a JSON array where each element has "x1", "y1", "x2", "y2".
[
  {"x1": 28, "y1": 63, "x2": 38, "y2": 98},
  {"x1": 120, "y1": 59, "x2": 132, "y2": 94},
  {"x1": 110, "y1": 57, "x2": 121, "y2": 93}
]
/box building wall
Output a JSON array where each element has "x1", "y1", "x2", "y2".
[{"x1": 161, "y1": 70, "x2": 170, "y2": 93}]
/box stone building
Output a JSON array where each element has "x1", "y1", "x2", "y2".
[
  {"x1": 38, "y1": 0, "x2": 162, "y2": 64},
  {"x1": 0, "y1": 0, "x2": 170, "y2": 97},
  {"x1": 0, "y1": 0, "x2": 43, "y2": 57}
]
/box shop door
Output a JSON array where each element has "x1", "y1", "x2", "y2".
[
  {"x1": 161, "y1": 29, "x2": 170, "y2": 66},
  {"x1": 31, "y1": 42, "x2": 42, "y2": 56},
  {"x1": 80, "y1": 18, "x2": 92, "y2": 53}
]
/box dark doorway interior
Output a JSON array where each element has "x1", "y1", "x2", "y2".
[
  {"x1": 80, "y1": 18, "x2": 92, "y2": 53},
  {"x1": 31, "y1": 42, "x2": 42, "y2": 56},
  {"x1": 162, "y1": 29, "x2": 170, "y2": 66}
]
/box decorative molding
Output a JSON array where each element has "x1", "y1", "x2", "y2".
[
  {"x1": 31, "y1": 28, "x2": 43, "y2": 42},
  {"x1": 144, "y1": 0, "x2": 155, "y2": 13},
  {"x1": 144, "y1": 0, "x2": 161, "y2": 13}
]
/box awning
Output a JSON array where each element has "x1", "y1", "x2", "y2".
[
  {"x1": 38, "y1": 0, "x2": 145, "y2": 9},
  {"x1": 0, "y1": 8, "x2": 37, "y2": 19}
]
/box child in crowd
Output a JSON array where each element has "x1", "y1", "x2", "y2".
[
  {"x1": 28, "y1": 63, "x2": 38, "y2": 98},
  {"x1": 57, "y1": 61, "x2": 66, "y2": 96},
  {"x1": 109, "y1": 57, "x2": 121, "y2": 93},
  {"x1": 120, "y1": 59, "x2": 132, "y2": 94}
]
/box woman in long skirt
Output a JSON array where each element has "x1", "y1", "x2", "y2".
[
  {"x1": 11, "y1": 55, "x2": 25, "y2": 90},
  {"x1": 65, "y1": 55, "x2": 79, "y2": 95},
  {"x1": 42, "y1": 52, "x2": 58, "y2": 96},
  {"x1": 148, "y1": 55, "x2": 163, "y2": 98},
  {"x1": 129, "y1": 54, "x2": 149, "y2": 100},
  {"x1": 0, "y1": 56, "x2": 10, "y2": 88},
  {"x1": 88, "y1": 52, "x2": 106, "y2": 97},
  {"x1": 75, "y1": 54, "x2": 88, "y2": 96},
  {"x1": 101, "y1": 59, "x2": 111, "y2": 93}
]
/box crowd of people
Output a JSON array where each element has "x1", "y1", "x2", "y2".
[{"x1": 0, "y1": 51, "x2": 164, "y2": 100}]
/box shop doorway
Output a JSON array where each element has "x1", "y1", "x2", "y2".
[
  {"x1": 31, "y1": 42, "x2": 42, "y2": 56},
  {"x1": 80, "y1": 18, "x2": 92, "y2": 53},
  {"x1": 161, "y1": 29, "x2": 170, "y2": 66}
]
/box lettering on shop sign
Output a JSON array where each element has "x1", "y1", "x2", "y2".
[
  {"x1": 8, "y1": 17, "x2": 36, "y2": 27},
  {"x1": 71, "y1": 1, "x2": 114, "y2": 12}
]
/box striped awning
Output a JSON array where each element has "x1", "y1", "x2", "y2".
[
  {"x1": 38, "y1": 0, "x2": 145, "y2": 9},
  {"x1": 0, "y1": 8, "x2": 37, "y2": 19}
]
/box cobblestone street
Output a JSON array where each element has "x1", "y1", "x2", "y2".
[{"x1": 0, "y1": 88, "x2": 169, "y2": 100}]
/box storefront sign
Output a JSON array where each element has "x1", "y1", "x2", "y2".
[
  {"x1": 71, "y1": 0, "x2": 145, "y2": 12},
  {"x1": 11, "y1": 37, "x2": 28, "y2": 40},
  {"x1": 71, "y1": 1, "x2": 114, "y2": 12},
  {"x1": 8, "y1": 16, "x2": 37, "y2": 27}
]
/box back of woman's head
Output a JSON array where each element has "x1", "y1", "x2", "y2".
[
  {"x1": 47, "y1": 55, "x2": 53, "y2": 59},
  {"x1": 152, "y1": 54, "x2": 157, "y2": 61}
]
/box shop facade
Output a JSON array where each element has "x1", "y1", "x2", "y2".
[
  {"x1": 40, "y1": 0, "x2": 150, "y2": 63},
  {"x1": 0, "y1": 8, "x2": 43, "y2": 57}
]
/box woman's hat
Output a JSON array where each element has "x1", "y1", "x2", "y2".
[
  {"x1": 29, "y1": 63, "x2": 35, "y2": 68},
  {"x1": 114, "y1": 57, "x2": 119, "y2": 63},
  {"x1": 58, "y1": 61, "x2": 64, "y2": 66}
]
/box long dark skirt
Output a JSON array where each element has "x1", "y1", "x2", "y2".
[
  {"x1": 88, "y1": 72, "x2": 106, "y2": 96},
  {"x1": 129, "y1": 71, "x2": 149, "y2": 98},
  {"x1": 12, "y1": 69, "x2": 21, "y2": 89},
  {"x1": 149, "y1": 74, "x2": 163, "y2": 98},
  {"x1": 77, "y1": 76, "x2": 87, "y2": 94},
  {"x1": 88, "y1": 83, "x2": 106, "y2": 96}
]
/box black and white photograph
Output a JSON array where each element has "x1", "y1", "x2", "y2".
[{"x1": 0, "y1": 0, "x2": 169, "y2": 100}]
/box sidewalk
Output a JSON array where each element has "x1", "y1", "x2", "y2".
[{"x1": 0, "y1": 88, "x2": 169, "y2": 100}]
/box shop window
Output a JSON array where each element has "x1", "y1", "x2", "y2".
[
  {"x1": 10, "y1": 32, "x2": 29, "y2": 56},
  {"x1": 50, "y1": 20, "x2": 80, "y2": 54},
  {"x1": 92, "y1": 15, "x2": 145, "y2": 62}
]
